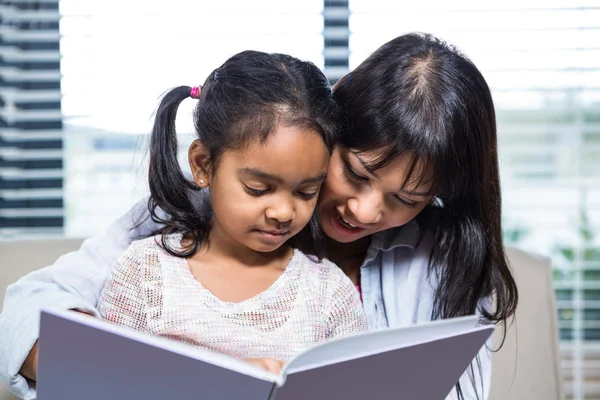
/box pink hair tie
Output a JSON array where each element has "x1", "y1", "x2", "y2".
[{"x1": 190, "y1": 85, "x2": 202, "y2": 99}]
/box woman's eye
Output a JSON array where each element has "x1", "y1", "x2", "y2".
[
  {"x1": 343, "y1": 161, "x2": 369, "y2": 183},
  {"x1": 393, "y1": 195, "x2": 418, "y2": 209}
]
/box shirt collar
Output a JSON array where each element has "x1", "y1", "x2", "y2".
[{"x1": 364, "y1": 219, "x2": 421, "y2": 264}]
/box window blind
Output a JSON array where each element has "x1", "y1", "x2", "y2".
[
  {"x1": 349, "y1": 1, "x2": 600, "y2": 398},
  {"x1": 0, "y1": 0, "x2": 63, "y2": 238}
]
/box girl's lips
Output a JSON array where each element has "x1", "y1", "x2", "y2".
[{"x1": 253, "y1": 229, "x2": 289, "y2": 243}]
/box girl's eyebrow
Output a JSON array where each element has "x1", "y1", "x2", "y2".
[{"x1": 239, "y1": 168, "x2": 327, "y2": 184}]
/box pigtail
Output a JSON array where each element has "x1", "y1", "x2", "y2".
[{"x1": 148, "y1": 86, "x2": 209, "y2": 257}]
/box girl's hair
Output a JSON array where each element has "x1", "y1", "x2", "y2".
[
  {"x1": 147, "y1": 50, "x2": 340, "y2": 258},
  {"x1": 334, "y1": 33, "x2": 518, "y2": 397}
]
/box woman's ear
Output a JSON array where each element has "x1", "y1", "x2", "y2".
[{"x1": 188, "y1": 140, "x2": 211, "y2": 188}]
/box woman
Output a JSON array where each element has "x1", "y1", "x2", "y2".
[{"x1": 0, "y1": 33, "x2": 517, "y2": 400}]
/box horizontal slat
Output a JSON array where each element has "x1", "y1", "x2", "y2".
[
  {"x1": 558, "y1": 302, "x2": 600, "y2": 310},
  {"x1": 0, "y1": 208, "x2": 63, "y2": 218},
  {"x1": 323, "y1": 26, "x2": 350, "y2": 39},
  {"x1": 0, "y1": 8, "x2": 59, "y2": 21},
  {"x1": 323, "y1": 47, "x2": 350, "y2": 58},
  {"x1": 0, "y1": 27, "x2": 59, "y2": 40},
  {"x1": 58, "y1": 0, "x2": 323, "y2": 16},
  {"x1": 320, "y1": 66, "x2": 348, "y2": 81},
  {"x1": 0, "y1": 129, "x2": 63, "y2": 141},
  {"x1": 322, "y1": 7, "x2": 350, "y2": 19},
  {"x1": 59, "y1": 14, "x2": 323, "y2": 35},
  {"x1": 350, "y1": 9, "x2": 600, "y2": 31},
  {"x1": 0, "y1": 188, "x2": 62, "y2": 199},
  {"x1": 0, "y1": 90, "x2": 62, "y2": 101},
  {"x1": 0, "y1": 109, "x2": 61, "y2": 120},
  {"x1": 351, "y1": 32, "x2": 600, "y2": 57},
  {"x1": 556, "y1": 282, "x2": 600, "y2": 290},
  {"x1": 5, "y1": 0, "x2": 59, "y2": 3},
  {"x1": 559, "y1": 321, "x2": 600, "y2": 329},
  {"x1": 0, "y1": 69, "x2": 61, "y2": 80},
  {"x1": 0, "y1": 148, "x2": 62, "y2": 160},
  {"x1": 0, "y1": 189, "x2": 63, "y2": 200},
  {"x1": 0, "y1": 168, "x2": 62, "y2": 179},
  {"x1": 0, "y1": 48, "x2": 60, "y2": 60},
  {"x1": 351, "y1": 0, "x2": 599, "y2": 12}
]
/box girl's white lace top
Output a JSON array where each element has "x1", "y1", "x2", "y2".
[{"x1": 98, "y1": 235, "x2": 367, "y2": 360}]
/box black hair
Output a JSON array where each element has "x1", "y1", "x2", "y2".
[
  {"x1": 334, "y1": 33, "x2": 518, "y2": 398},
  {"x1": 147, "y1": 50, "x2": 340, "y2": 258}
]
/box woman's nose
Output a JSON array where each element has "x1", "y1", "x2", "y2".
[{"x1": 347, "y1": 192, "x2": 383, "y2": 225}]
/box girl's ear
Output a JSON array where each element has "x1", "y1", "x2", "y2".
[{"x1": 188, "y1": 140, "x2": 211, "y2": 188}]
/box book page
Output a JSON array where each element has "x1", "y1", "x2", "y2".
[
  {"x1": 275, "y1": 327, "x2": 494, "y2": 400},
  {"x1": 282, "y1": 315, "x2": 481, "y2": 375}
]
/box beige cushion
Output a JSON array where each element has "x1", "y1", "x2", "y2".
[
  {"x1": 489, "y1": 247, "x2": 563, "y2": 399},
  {"x1": 0, "y1": 238, "x2": 85, "y2": 311},
  {"x1": 1, "y1": 238, "x2": 84, "y2": 400},
  {"x1": 1, "y1": 240, "x2": 562, "y2": 399}
]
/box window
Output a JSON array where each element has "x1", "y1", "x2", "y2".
[
  {"x1": 0, "y1": 0, "x2": 63, "y2": 238},
  {"x1": 349, "y1": 1, "x2": 600, "y2": 398},
  {"x1": 59, "y1": 0, "x2": 325, "y2": 236}
]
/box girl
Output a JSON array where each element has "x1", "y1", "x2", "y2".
[
  {"x1": 1, "y1": 33, "x2": 517, "y2": 400},
  {"x1": 97, "y1": 50, "x2": 367, "y2": 371}
]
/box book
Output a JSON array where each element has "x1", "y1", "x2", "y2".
[{"x1": 37, "y1": 308, "x2": 493, "y2": 400}]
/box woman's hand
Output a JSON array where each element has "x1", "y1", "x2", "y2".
[
  {"x1": 19, "y1": 341, "x2": 39, "y2": 381},
  {"x1": 19, "y1": 309, "x2": 95, "y2": 381},
  {"x1": 244, "y1": 358, "x2": 285, "y2": 374}
]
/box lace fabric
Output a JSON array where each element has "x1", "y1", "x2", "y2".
[{"x1": 98, "y1": 234, "x2": 368, "y2": 360}]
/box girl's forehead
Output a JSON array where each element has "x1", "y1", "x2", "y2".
[{"x1": 222, "y1": 126, "x2": 330, "y2": 177}]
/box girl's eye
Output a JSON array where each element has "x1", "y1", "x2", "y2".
[
  {"x1": 296, "y1": 191, "x2": 318, "y2": 200},
  {"x1": 245, "y1": 186, "x2": 269, "y2": 196},
  {"x1": 343, "y1": 161, "x2": 369, "y2": 183},
  {"x1": 393, "y1": 195, "x2": 418, "y2": 209}
]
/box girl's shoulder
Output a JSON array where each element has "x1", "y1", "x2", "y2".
[
  {"x1": 112, "y1": 234, "x2": 183, "y2": 287},
  {"x1": 130, "y1": 233, "x2": 183, "y2": 250},
  {"x1": 128, "y1": 234, "x2": 165, "y2": 253},
  {"x1": 122, "y1": 233, "x2": 181, "y2": 264},
  {"x1": 291, "y1": 250, "x2": 356, "y2": 292}
]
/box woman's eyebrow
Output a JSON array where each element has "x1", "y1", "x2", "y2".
[{"x1": 352, "y1": 152, "x2": 380, "y2": 178}]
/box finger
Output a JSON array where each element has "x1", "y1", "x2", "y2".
[{"x1": 262, "y1": 359, "x2": 283, "y2": 374}]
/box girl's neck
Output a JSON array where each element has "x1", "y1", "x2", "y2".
[
  {"x1": 190, "y1": 225, "x2": 292, "y2": 269},
  {"x1": 184, "y1": 226, "x2": 292, "y2": 304}
]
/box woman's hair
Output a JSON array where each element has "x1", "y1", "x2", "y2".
[
  {"x1": 334, "y1": 33, "x2": 518, "y2": 397},
  {"x1": 147, "y1": 50, "x2": 340, "y2": 258}
]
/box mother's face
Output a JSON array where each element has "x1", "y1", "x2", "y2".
[{"x1": 317, "y1": 146, "x2": 433, "y2": 243}]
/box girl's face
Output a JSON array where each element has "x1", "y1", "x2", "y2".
[
  {"x1": 190, "y1": 124, "x2": 330, "y2": 254},
  {"x1": 318, "y1": 146, "x2": 433, "y2": 244}
]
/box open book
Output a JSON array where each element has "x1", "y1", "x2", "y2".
[{"x1": 37, "y1": 308, "x2": 493, "y2": 400}]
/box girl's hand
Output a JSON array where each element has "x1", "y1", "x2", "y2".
[{"x1": 244, "y1": 358, "x2": 285, "y2": 374}]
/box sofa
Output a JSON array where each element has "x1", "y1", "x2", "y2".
[{"x1": 0, "y1": 238, "x2": 563, "y2": 399}]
